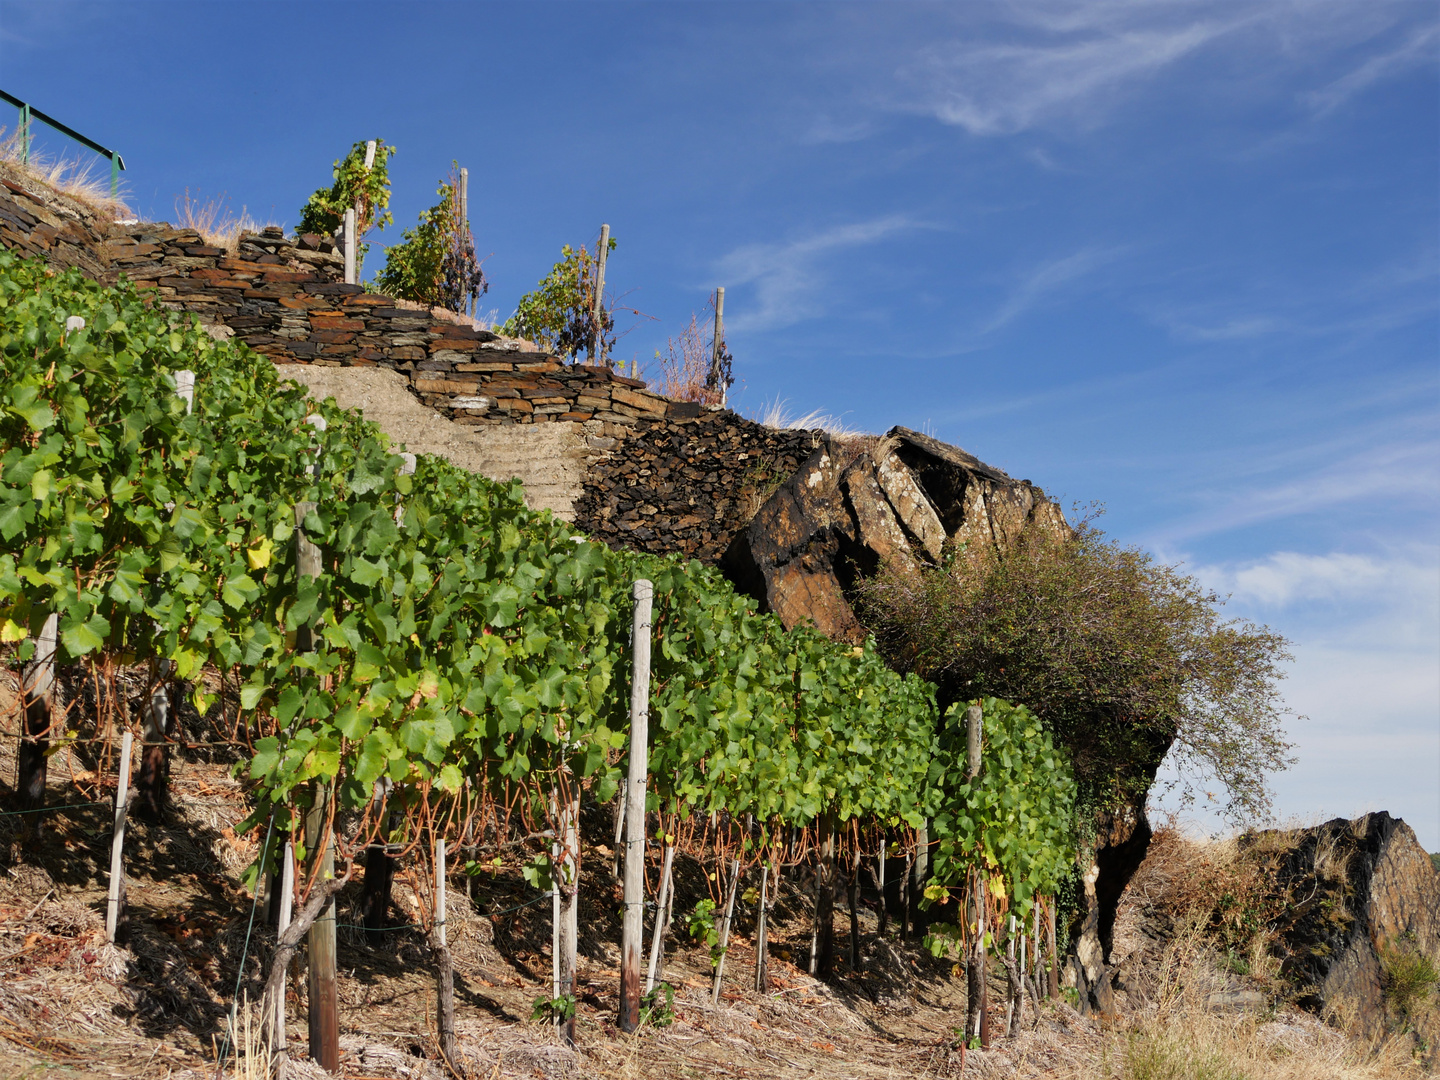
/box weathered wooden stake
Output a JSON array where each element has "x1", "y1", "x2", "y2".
[
  {"x1": 966, "y1": 703, "x2": 983, "y2": 779},
  {"x1": 305, "y1": 786, "x2": 339, "y2": 1072},
  {"x1": 618, "y1": 579, "x2": 653, "y2": 1033},
  {"x1": 645, "y1": 843, "x2": 675, "y2": 993},
  {"x1": 811, "y1": 814, "x2": 836, "y2": 978},
  {"x1": 753, "y1": 860, "x2": 770, "y2": 992},
  {"x1": 979, "y1": 886, "x2": 992, "y2": 1049},
  {"x1": 134, "y1": 659, "x2": 173, "y2": 824},
  {"x1": 1046, "y1": 898, "x2": 1059, "y2": 998},
  {"x1": 275, "y1": 842, "x2": 294, "y2": 1068},
  {"x1": 434, "y1": 839, "x2": 458, "y2": 1068},
  {"x1": 18, "y1": 612, "x2": 59, "y2": 812},
  {"x1": 557, "y1": 795, "x2": 579, "y2": 1046},
  {"x1": 876, "y1": 837, "x2": 888, "y2": 936},
  {"x1": 710, "y1": 287, "x2": 726, "y2": 407},
  {"x1": 848, "y1": 847, "x2": 862, "y2": 972},
  {"x1": 710, "y1": 847, "x2": 742, "y2": 1007},
  {"x1": 104, "y1": 730, "x2": 133, "y2": 944},
  {"x1": 912, "y1": 822, "x2": 929, "y2": 936},
  {"x1": 900, "y1": 851, "x2": 911, "y2": 942},
  {"x1": 1005, "y1": 913, "x2": 1020, "y2": 1037},
  {"x1": 590, "y1": 223, "x2": 610, "y2": 362},
  {"x1": 361, "y1": 807, "x2": 396, "y2": 947},
  {"x1": 295, "y1": 500, "x2": 337, "y2": 1072},
  {"x1": 343, "y1": 208, "x2": 356, "y2": 285}
]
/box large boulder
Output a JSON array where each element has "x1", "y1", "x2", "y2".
[
  {"x1": 1249, "y1": 812, "x2": 1440, "y2": 1056},
  {"x1": 721, "y1": 426, "x2": 1067, "y2": 640}
]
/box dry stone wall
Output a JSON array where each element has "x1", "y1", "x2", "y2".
[{"x1": 0, "y1": 162, "x2": 114, "y2": 280}]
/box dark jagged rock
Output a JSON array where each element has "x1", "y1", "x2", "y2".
[
  {"x1": 723, "y1": 426, "x2": 1067, "y2": 640},
  {"x1": 1246, "y1": 812, "x2": 1439, "y2": 1056}
]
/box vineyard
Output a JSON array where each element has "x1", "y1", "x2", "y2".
[{"x1": 1, "y1": 250, "x2": 1079, "y2": 1073}]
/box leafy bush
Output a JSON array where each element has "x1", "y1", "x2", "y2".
[
  {"x1": 500, "y1": 239, "x2": 615, "y2": 361},
  {"x1": 373, "y1": 165, "x2": 486, "y2": 314},
  {"x1": 297, "y1": 138, "x2": 395, "y2": 276},
  {"x1": 856, "y1": 517, "x2": 1294, "y2": 822},
  {"x1": 1381, "y1": 941, "x2": 1439, "y2": 1023},
  {"x1": 923, "y1": 698, "x2": 1076, "y2": 948}
]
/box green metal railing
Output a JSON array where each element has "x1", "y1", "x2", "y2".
[{"x1": 2, "y1": 89, "x2": 125, "y2": 197}]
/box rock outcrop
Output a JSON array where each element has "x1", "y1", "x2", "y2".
[
  {"x1": 723, "y1": 426, "x2": 1068, "y2": 641},
  {"x1": 1249, "y1": 813, "x2": 1440, "y2": 1056}
]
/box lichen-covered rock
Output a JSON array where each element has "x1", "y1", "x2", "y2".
[
  {"x1": 1248, "y1": 813, "x2": 1439, "y2": 1060},
  {"x1": 723, "y1": 426, "x2": 1066, "y2": 640}
]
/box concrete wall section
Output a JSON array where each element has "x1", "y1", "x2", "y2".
[{"x1": 280, "y1": 365, "x2": 588, "y2": 520}]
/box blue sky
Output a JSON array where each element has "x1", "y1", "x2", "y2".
[{"x1": 3, "y1": 1, "x2": 1437, "y2": 848}]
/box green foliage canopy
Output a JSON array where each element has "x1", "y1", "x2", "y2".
[
  {"x1": 857, "y1": 519, "x2": 1295, "y2": 823},
  {"x1": 500, "y1": 240, "x2": 615, "y2": 362},
  {"x1": 374, "y1": 167, "x2": 487, "y2": 314},
  {"x1": 0, "y1": 251, "x2": 937, "y2": 880},
  {"x1": 297, "y1": 139, "x2": 396, "y2": 277},
  {"x1": 921, "y1": 698, "x2": 1077, "y2": 950}
]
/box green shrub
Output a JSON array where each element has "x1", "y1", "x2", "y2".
[
  {"x1": 1381, "y1": 942, "x2": 1439, "y2": 1022},
  {"x1": 297, "y1": 138, "x2": 395, "y2": 277},
  {"x1": 855, "y1": 516, "x2": 1294, "y2": 822},
  {"x1": 500, "y1": 239, "x2": 615, "y2": 361},
  {"x1": 373, "y1": 165, "x2": 486, "y2": 314}
]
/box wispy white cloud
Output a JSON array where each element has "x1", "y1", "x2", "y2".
[
  {"x1": 901, "y1": 15, "x2": 1245, "y2": 136},
  {"x1": 715, "y1": 216, "x2": 920, "y2": 332},
  {"x1": 1190, "y1": 549, "x2": 1438, "y2": 610},
  {"x1": 1149, "y1": 245, "x2": 1440, "y2": 344},
  {"x1": 1151, "y1": 427, "x2": 1440, "y2": 545},
  {"x1": 1304, "y1": 21, "x2": 1440, "y2": 116},
  {"x1": 871, "y1": 2, "x2": 1436, "y2": 139},
  {"x1": 1150, "y1": 542, "x2": 1439, "y2": 842},
  {"x1": 981, "y1": 246, "x2": 1126, "y2": 332}
]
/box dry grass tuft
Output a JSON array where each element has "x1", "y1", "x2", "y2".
[
  {"x1": 649, "y1": 313, "x2": 723, "y2": 405},
  {"x1": 748, "y1": 397, "x2": 869, "y2": 440},
  {"x1": 173, "y1": 189, "x2": 256, "y2": 254},
  {"x1": 0, "y1": 126, "x2": 134, "y2": 221}
]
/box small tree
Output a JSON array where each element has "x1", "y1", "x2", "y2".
[
  {"x1": 501, "y1": 238, "x2": 616, "y2": 362},
  {"x1": 297, "y1": 139, "x2": 396, "y2": 276},
  {"x1": 374, "y1": 164, "x2": 487, "y2": 314},
  {"x1": 855, "y1": 516, "x2": 1295, "y2": 823}
]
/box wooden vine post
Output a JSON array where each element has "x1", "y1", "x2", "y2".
[
  {"x1": 17, "y1": 611, "x2": 58, "y2": 812},
  {"x1": 1046, "y1": 898, "x2": 1059, "y2": 998},
  {"x1": 104, "y1": 730, "x2": 133, "y2": 944},
  {"x1": 556, "y1": 788, "x2": 579, "y2": 1046},
  {"x1": 848, "y1": 842, "x2": 863, "y2": 972},
  {"x1": 753, "y1": 856, "x2": 771, "y2": 992},
  {"x1": 876, "y1": 835, "x2": 888, "y2": 937},
  {"x1": 343, "y1": 208, "x2": 356, "y2": 285},
  {"x1": 618, "y1": 579, "x2": 653, "y2": 1033},
  {"x1": 645, "y1": 840, "x2": 676, "y2": 993},
  {"x1": 912, "y1": 821, "x2": 929, "y2": 937},
  {"x1": 964, "y1": 702, "x2": 988, "y2": 1046},
  {"x1": 710, "y1": 287, "x2": 727, "y2": 407},
  {"x1": 136, "y1": 369, "x2": 191, "y2": 824},
  {"x1": 710, "y1": 817, "x2": 747, "y2": 1006},
  {"x1": 811, "y1": 813, "x2": 836, "y2": 978},
  {"x1": 274, "y1": 842, "x2": 294, "y2": 1068},
  {"x1": 295, "y1": 498, "x2": 339, "y2": 1072},
  {"x1": 433, "y1": 838, "x2": 458, "y2": 1067},
  {"x1": 592, "y1": 223, "x2": 609, "y2": 363}
]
